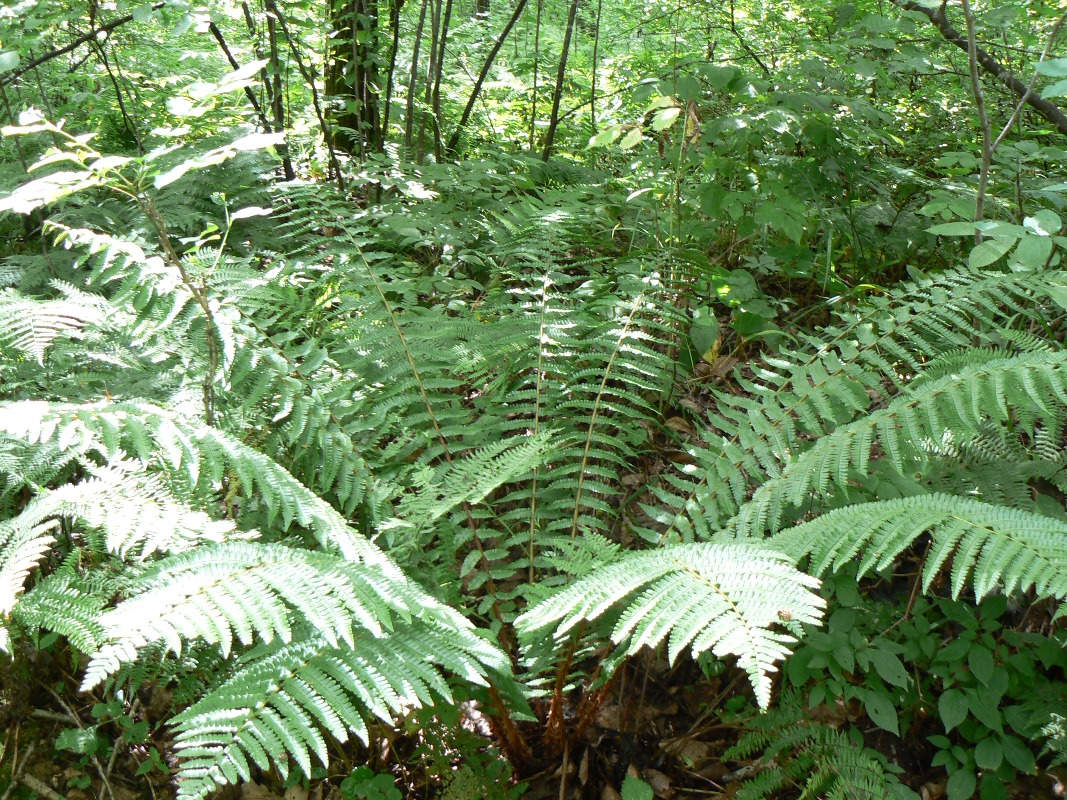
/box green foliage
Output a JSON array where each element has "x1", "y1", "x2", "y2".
[
  {"x1": 6, "y1": 0, "x2": 1067, "y2": 794},
  {"x1": 518, "y1": 543, "x2": 825, "y2": 709},
  {"x1": 724, "y1": 691, "x2": 918, "y2": 800}
]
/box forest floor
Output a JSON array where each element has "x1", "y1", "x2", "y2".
[{"x1": 4, "y1": 648, "x2": 1067, "y2": 800}]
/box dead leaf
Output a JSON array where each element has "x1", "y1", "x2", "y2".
[
  {"x1": 646, "y1": 768, "x2": 671, "y2": 797},
  {"x1": 665, "y1": 417, "x2": 696, "y2": 437}
]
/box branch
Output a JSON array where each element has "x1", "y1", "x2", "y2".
[
  {"x1": 446, "y1": 0, "x2": 528, "y2": 154},
  {"x1": 207, "y1": 22, "x2": 272, "y2": 131},
  {"x1": 892, "y1": 0, "x2": 1067, "y2": 138},
  {"x1": 0, "y1": 3, "x2": 167, "y2": 88}
]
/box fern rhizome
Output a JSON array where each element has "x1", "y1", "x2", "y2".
[{"x1": 3, "y1": 130, "x2": 1067, "y2": 798}]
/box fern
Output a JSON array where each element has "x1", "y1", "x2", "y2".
[
  {"x1": 724, "y1": 692, "x2": 917, "y2": 800},
  {"x1": 643, "y1": 266, "x2": 1067, "y2": 543},
  {"x1": 516, "y1": 543, "x2": 825, "y2": 708},
  {"x1": 82, "y1": 539, "x2": 496, "y2": 686},
  {"x1": 170, "y1": 624, "x2": 503, "y2": 799},
  {"x1": 773, "y1": 493, "x2": 1067, "y2": 600}
]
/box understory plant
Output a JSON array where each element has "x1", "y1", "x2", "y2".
[{"x1": 3, "y1": 106, "x2": 1067, "y2": 800}]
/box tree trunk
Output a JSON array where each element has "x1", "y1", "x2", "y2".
[
  {"x1": 405, "y1": 0, "x2": 430, "y2": 152},
  {"x1": 379, "y1": 0, "x2": 405, "y2": 151},
  {"x1": 446, "y1": 0, "x2": 527, "y2": 153},
  {"x1": 540, "y1": 0, "x2": 580, "y2": 160},
  {"x1": 326, "y1": 0, "x2": 382, "y2": 157}
]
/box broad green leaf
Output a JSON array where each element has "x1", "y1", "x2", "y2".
[
  {"x1": 217, "y1": 60, "x2": 269, "y2": 93},
  {"x1": 619, "y1": 127, "x2": 643, "y2": 150},
  {"x1": 589, "y1": 128, "x2": 621, "y2": 148},
  {"x1": 861, "y1": 688, "x2": 899, "y2": 736},
  {"x1": 0, "y1": 50, "x2": 18, "y2": 74},
  {"x1": 1001, "y1": 734, "x2": 1035, "y2": 773},
  {"x1": 621, "y1": 776, "x2": 654, "y2": 800},
  {"x1": 1011, "y1": 235, "x2": 1052, "y2": 268},
  {"x1": 231, "y1": 132, "x2": 286, "y2": 151},
  {"x1": 651, "y1": 106, "x2": 681, "y2": 132},
  {"x1": 230, "y1": 206, "x2": 273, "y2": 220},
  {"x1": 968, "y1": 645, "x2": 995, "y2": 685},
  {"x1": 974, "y1": 736, "x2": 1002, "y2": 770},
  {"x1": 939, "y1": 688, "x2": 968, "y2": 731},
  {"x1": 946, "y1": 770, "x2": 976, "y2": 800},
  {"x1": 674, "y1": 75, "x2": 702, "y2": 101},
  {"x1": 966, "y1": 687, "x2": 1003, "y2": 733},
  {"x1": 869, "y1": 648, "x2": 909, "y2": 687},
  {"x1": 969, "y1": 238, "x2": 1014, "y2": 268},
  {"x1": 56, "y1": 726, "x2": 105, "y2": 755},
  {"x1": 1026, "y1": 210, "x2": 1062, "y2": 236},
  {"x1": 926, "y1": 222, "x2": 979, "y2": 236},
  {"x1": 698, "y1": 63, "x2": 741, "y2": 90},
  {"x1": 1037, "y1": 58, "x2": 1067, "y2": 78},
  {"x1": 1043, "y1": 79, "x2": 1067, "y2": 99},
  {"x1": 689, "y1": 312, "x2": 719, "y2": 364},
  {"x1": 618, "y1": 776, "x2": 648, "y2": 800}
]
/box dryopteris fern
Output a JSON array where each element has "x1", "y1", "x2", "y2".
[
  {"x1": 517, "y1": 543, "x2": 825, "y2": 709},
  {"x1": 773, "y1": 494, "x2": 1067, "y2": 600},
  {"x1": 641, "y1": 266, "x2": 1067, "y2": 543},
  {"x1": 8, "y1": 119, "x2": 1067, "y2": 799},
  {"x1": 520, "y1": 266, "x2": 1067, "y2": 714},
  {"x1": 723, "y1": 691, "x2": 915, "y2": 800}
]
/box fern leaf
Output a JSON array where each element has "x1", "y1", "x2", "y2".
[
  {"x1": 516, "y1": 542, "x2": 824, "y2": 708},
  {"x1": 734, "y1": 351, "x2": 1067, "y2": 536},
  {"x1": 169, "y1": 621, "x2": 507, "y2": 800},
  {"x1": 774, "y1": 493, "x2": 1067, "y2": 600}
]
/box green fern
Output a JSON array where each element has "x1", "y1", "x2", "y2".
[
  {"x1": 724, "y1": 692, "x2": 917, "y2": 800},
  {"x1": 516, "y1": 542, "x2": 825, "y2": 708},
  {"x1": 773, "y1": 493, "x2": 1067, "y2": 600}
]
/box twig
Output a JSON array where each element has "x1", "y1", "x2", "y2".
[
  {"x1": 0, "y1": 738, "x2": 30, "y2": 800},
  {"x1": 20, "y1": 774, "x2": 65, "y2": 800},
  {"x1": 31, "y1": 709, "x2": 76, "y2": 723},
  {"x1": 41, "y1": 684, "x2": 117, "y2": 800},
  {"x1": 0, "y1": 3, "x2": 167, "y2": 87}
]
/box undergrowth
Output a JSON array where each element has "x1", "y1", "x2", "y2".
[{"x1": 2, "y1": 118, "x2": 1067, "y2": 799}]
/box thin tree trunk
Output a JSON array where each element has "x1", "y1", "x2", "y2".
[
  {"x1": 326, "y1": 0, "x2": 381, "y2": 157},
  {"x1": 380, "y1": 0, "x2": 406, "y2": 151},
  {"x1": 266, "y1": 0, "x2": 345, "y2": 189},
  {"x1": 446, "y1": 0, "x2": 527, "y2": 153},
  {"x1": 528, "y1": 0, "x2": 542, "y2": 150},
  {"x1": 430, "y1": 0, "x2": 454, "y2": 160},
  {"x1": 541, "y1": 0, "x2": 580, "y2": 160},
  {"x1": 418, "y1": 0, "x2": 441, "y2": 162},
  {"x1": 265, "y1": 10, "x2": 296, "y2": 179},
  {"x1": 405, "y1": 0, "x2": 429, "y2": 152},
  {"x1": 589, "y1": 0, "x2": 602, "y2": 132}
]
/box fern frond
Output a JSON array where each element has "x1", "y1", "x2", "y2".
[
  {"x1": 83, "y1": 540, "x2": 508, "y2": 689},
  {"x1": 391, "y1": 432, "x2": 557, "y2": 530},
  {"x1": 0, "y1": 287, "x2": 107, "y2": 363},
  {"x1": 645, "y1": 267, "x2": 1067, "y2": 543},
  {"x1": 773, "y1": 493, "x2": 1067, "y2": 600},
  {"x1": 0, "y1": 400, "x2": 378, "y2": 561},
  {"x1": 169, "y1": 622, "x2": 506, "y2": 800},
  {"x1": 0, "y1": 514, "x2": 59, "y2": 652},
  {"x1": 733, "y1": 350, "x2": 1067, "y2": 537},
  {"x1": 13, "y1": 571, "x2": 106, "y2": 652},
  {"x1": 516, "y1": 542, "x2": 825, "y2": 708}
]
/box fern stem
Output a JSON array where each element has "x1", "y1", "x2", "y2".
[
  {"x1": 138, "y1": 195, "x2": 220, "y2": 427},
  {"x1": 529, "y1": 268, "x2": 552, "y2": 582},
  {"x1": 569, "y1": 290, "x2": 645, "y2": 539}
]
